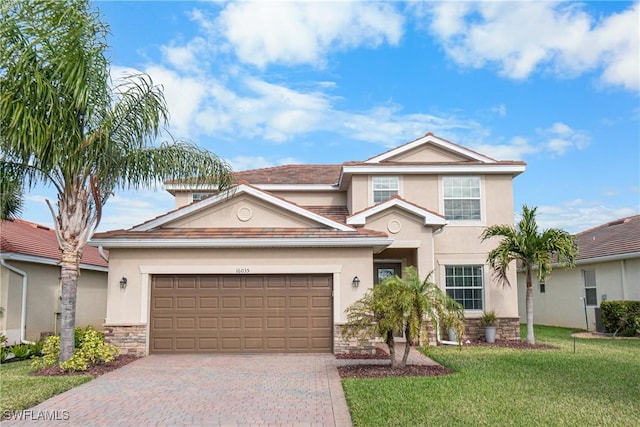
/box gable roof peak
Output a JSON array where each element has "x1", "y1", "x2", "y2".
[{"x1": 365, "y1": 132, "x2": 497, "y2": 164}]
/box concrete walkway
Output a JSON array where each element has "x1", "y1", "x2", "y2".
[{"x1": 3, "y1": 354, "x2": 352, "y2": 427}]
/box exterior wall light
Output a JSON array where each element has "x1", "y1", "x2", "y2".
[
  {"x1": 119, "y1": 277, "x2": 128, "y2": 289},
  {"x1": 352, "y1": 276, "x2": 360, "y2": 288}
]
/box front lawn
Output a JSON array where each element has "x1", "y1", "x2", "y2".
[
  {"x1": 342, "y1": 325, "x2": 640, "y2": 426},
  {"x1": 0, "y1": 360, "x2": 91, "y2": 418}
]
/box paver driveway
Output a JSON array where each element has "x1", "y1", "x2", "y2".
[{"x1": 4, "y1": 353, "x2": 352, "y2": 426}]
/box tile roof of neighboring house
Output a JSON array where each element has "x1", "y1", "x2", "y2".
[
  {"x1": 92, "y1": 227, "x2": 388, "y2": 240},
  {"x1": 0, "y1": 219, "x2": 108, "y2": 268},
  {"x1": 575, "y1": 215, "x2": 640, "y2": 261},
  {"x1": 234, "y1": 165, "x2": 343, "y2": 185}
]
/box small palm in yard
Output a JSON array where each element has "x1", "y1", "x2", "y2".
[
  {"x1": 343, "y1": 266, "x2": 463, "y2": 368},
  {"x1": 480, "y1": 205, "x2": 577, "y2": 344},
  {"x1": 1, "y1": 0, "x2": 233, "y2": 363}
]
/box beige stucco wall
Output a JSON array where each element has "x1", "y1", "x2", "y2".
[
  {"x1": 170, "y1": 194, "x2": 319, "y2": 228},
  {"x1": 0, "y1": 261, "x2": 107, "y2": 343},
  {"x1": 392, "y1": 145, "x2": 464, "y2": 163},
  {"x1": 517, "y1": 257, "x2": 640, "y2": 330},
  {"x1": 104, "y1": 247, "x2": 374, "y2": 327}
]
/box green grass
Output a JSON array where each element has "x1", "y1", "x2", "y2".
[
  {"x1": 342, "y1": 325, "x2": 640, "y2": 426},
  {"x1": 0, "y1": 360, "x2": 91, "y2": 417}
]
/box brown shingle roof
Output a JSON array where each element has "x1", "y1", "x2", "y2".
[
  {"x1": 575, "y1": 215, "x2": 640, "y2": 260},
  {"x1": 92, "y1": 227, "x2": 387, "y2": 240},
  {"x1": 0, "y1": 219, "x2": 108, "y2": 268},
  {"x1": 234, "y1": 165, "x2": 342, "y2": 185}
]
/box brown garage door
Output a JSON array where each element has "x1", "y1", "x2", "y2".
[{"x1": 150, "y1": 274, "x2": 333, "y2": 353}]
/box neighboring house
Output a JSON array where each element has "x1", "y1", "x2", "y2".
[
  {"x1": 90, "y1": 133, "x2": 526, "y2": 355},
  {"x1": 517, "y1": 215, "x2": 640, "y2": 330},
  {"x1": 0, "y1": 219, "x2": 108, "y2": 344}
]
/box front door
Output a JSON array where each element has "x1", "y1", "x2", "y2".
[
  {"x1": 374, "y1": 262, "x2": 404, "y2": 339},
  {"x1": 374, "y1": 262, "x2": 402, "y2": 284}
]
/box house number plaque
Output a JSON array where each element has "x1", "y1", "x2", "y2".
[{"x1": 235, "y1": 268, "x2": 250, "y2": 274}]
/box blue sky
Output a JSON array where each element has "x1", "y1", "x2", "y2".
[{"x1": 21, "y1": 1, "x2": 640, "y2": 234}]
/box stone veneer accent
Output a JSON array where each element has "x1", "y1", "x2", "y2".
[
  {"x1": 334, "y1": 317, "x2": 520, "y2": 353},
  {"x1": 104, "y1": 324, "x2": 147, "y2": 356},
  {"x1": 460, "y1": 317, "x2": 521, "y2": 342},
  {"x1": 333, "y1": 324, "x2": 377, "y2": 354}
]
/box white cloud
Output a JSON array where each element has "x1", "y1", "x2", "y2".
[
  {"x1": 229, "y1": 155, "x2": 302, "y2": 172},
  {"x1": 471, "y1": 136, "x2": 538, "y2": 160},
  {"x1": 539, "y1": 122, "x2": 590, "y2": 156},
  {"x1": 215, "y1": 1, "x2": 404, "y2": 68},
  {"x1": 97, "y1": 190, "x2": 175, "y2": 231},
  {"x1": 426, "y1": 2, "x2": 640, "y2": 91},
  {"x1": 536, "y1": 201, "x2": 638, "y2": 234}
]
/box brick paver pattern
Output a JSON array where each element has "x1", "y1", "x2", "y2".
[{"x1": 3, "y1": 353, "x2": 353, "y2": 427}]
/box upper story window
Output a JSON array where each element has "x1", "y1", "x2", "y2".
[
  {"x1": 443, "y1": 176, "x2": 481, "y2": 221},
  {"x1": 372, "y1": 176, "x2": 399, "y2": 203}
]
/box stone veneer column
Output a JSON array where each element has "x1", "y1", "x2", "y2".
[
  {"x1": 333, "y1": 324, "x2": 377, "y2": 354},
  {"x1": 460, "y1": 317, "x2": 521, "y2": 342},
  {"x1": 103, "y1": 324, "x2": 147, "y2": 356}
]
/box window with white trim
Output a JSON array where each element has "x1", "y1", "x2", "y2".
[
  {"x1": 445, "y1": 265, "x2": 483, "y2": 310},
  {"x1": 372, "y1": 176, "x2": 399, "y2": 203},
  {"x1": 443, "y1": 176, "x2": 481, "y2": 220},
  {"x1": 583, "y1": 269, "x2": 597, "y2": 306}
]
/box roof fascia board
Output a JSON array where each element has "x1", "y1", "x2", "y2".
[
  {"x1": 366, "y1": 134, "x2": 496, "y2": 164},
  {"x1": 0, "y1": 252, "x2": 108, "y2": 272},
  {"x1": 342, "y1": 164, "x2": 525, "y2": 175},
  {"x1": 134, "y1": 184, "x2": 353, "y2": 232},
  {"x1": 347, "y1": 199, "x2": 447, "y2": 226},
  {"x1": 89, "y1": 237, "x2": 393, "y2": 249}
]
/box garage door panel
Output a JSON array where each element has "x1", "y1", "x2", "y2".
[
  {"x1": 176, "y1": 317, "x2": 196, "y2": 329},
  {"x1": 177, "y1": 297, "x2": 196, "y2": 309},
  {"x1": 244, "y1": 296, "x2": 263, "y2": 308},
  {"x1": 150, "y1": 274, "x2": 332, "y2": 353}
]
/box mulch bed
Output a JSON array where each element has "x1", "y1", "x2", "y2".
[
  {"x1": 30, "y1": 354, "x2": 140, "y2": 378},
  {"x1": 338, "y1": 364, "x2": 452, "y2": 379},
  {"x1": 335, "y1": 347, "x2": 389, "y2": 360}
]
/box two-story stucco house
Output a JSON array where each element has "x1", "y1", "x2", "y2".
[{"x1": 90, "y1": 133, "x2": 526, "y2": 355}]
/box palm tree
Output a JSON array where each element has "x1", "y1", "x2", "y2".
[
  {"x1": 1, "y1": 0, "x2": 233, "y2": 362},
  {"x1": 0, "y1": 162, "x2": 24, "y2": 219},
  {"x1": 343, "y1": 267, "x2": 463, "y2": 368},
  {"x1": 480, "y1": 205, "x2": 577, "y2": 344}
]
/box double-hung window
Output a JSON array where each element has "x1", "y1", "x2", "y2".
[
  {"x1": 583, "y1": 270, "x2": 597, "y2": 306},
  {"x1": 443, "y1": 176, "x2": 481, "y2": 220},
  {"x1": 445, "y1": 265, "x2": 484, "y2": 310},
  {"x1": 372, "y1": 176, "x2": 399, "y2": 203}
]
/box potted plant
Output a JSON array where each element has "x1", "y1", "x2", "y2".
[
  {"x1": 481, "y1": 310, "x2": 498, "y2": 343},
  {"x1": 441, "y1": 310, "x2": 465, "y2": 344}
]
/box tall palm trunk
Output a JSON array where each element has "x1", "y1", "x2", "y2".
[
  {"x1": 526, "y1": 267, "x2": 535, "y2": 344},
  {"x1": 51, "y1": 183, "x2": 95, "y2": 362},
  {"x1": 59, "y1": 248, "x2": 80, "y2": 361}
]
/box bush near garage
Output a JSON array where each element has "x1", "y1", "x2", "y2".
[
  {"x1": 31, "y1": 326, "x2": 119, "y2": 372},
  {"x1": 600, "y1": 300, "x2": 640, "y2": 336}
]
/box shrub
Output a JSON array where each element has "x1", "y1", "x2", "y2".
[
  {"x1": 28, "y1": 339, "x2": 44, "y2": 357},
  {"x1": 31, "y1": 335, "x2": 60, "y2": 370},
  {"x1": 8, "y1": 343, "x2": 31, "y2": 359},
  {"x1": 60, "y1": 327, "x2": 119, "y2": 372},
  {"x1": 31, "y1": 326, "x2": 119, "y2": 371},
  {"x1": 600, "y1": 300, "x2": 640, "y2": 337}
]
